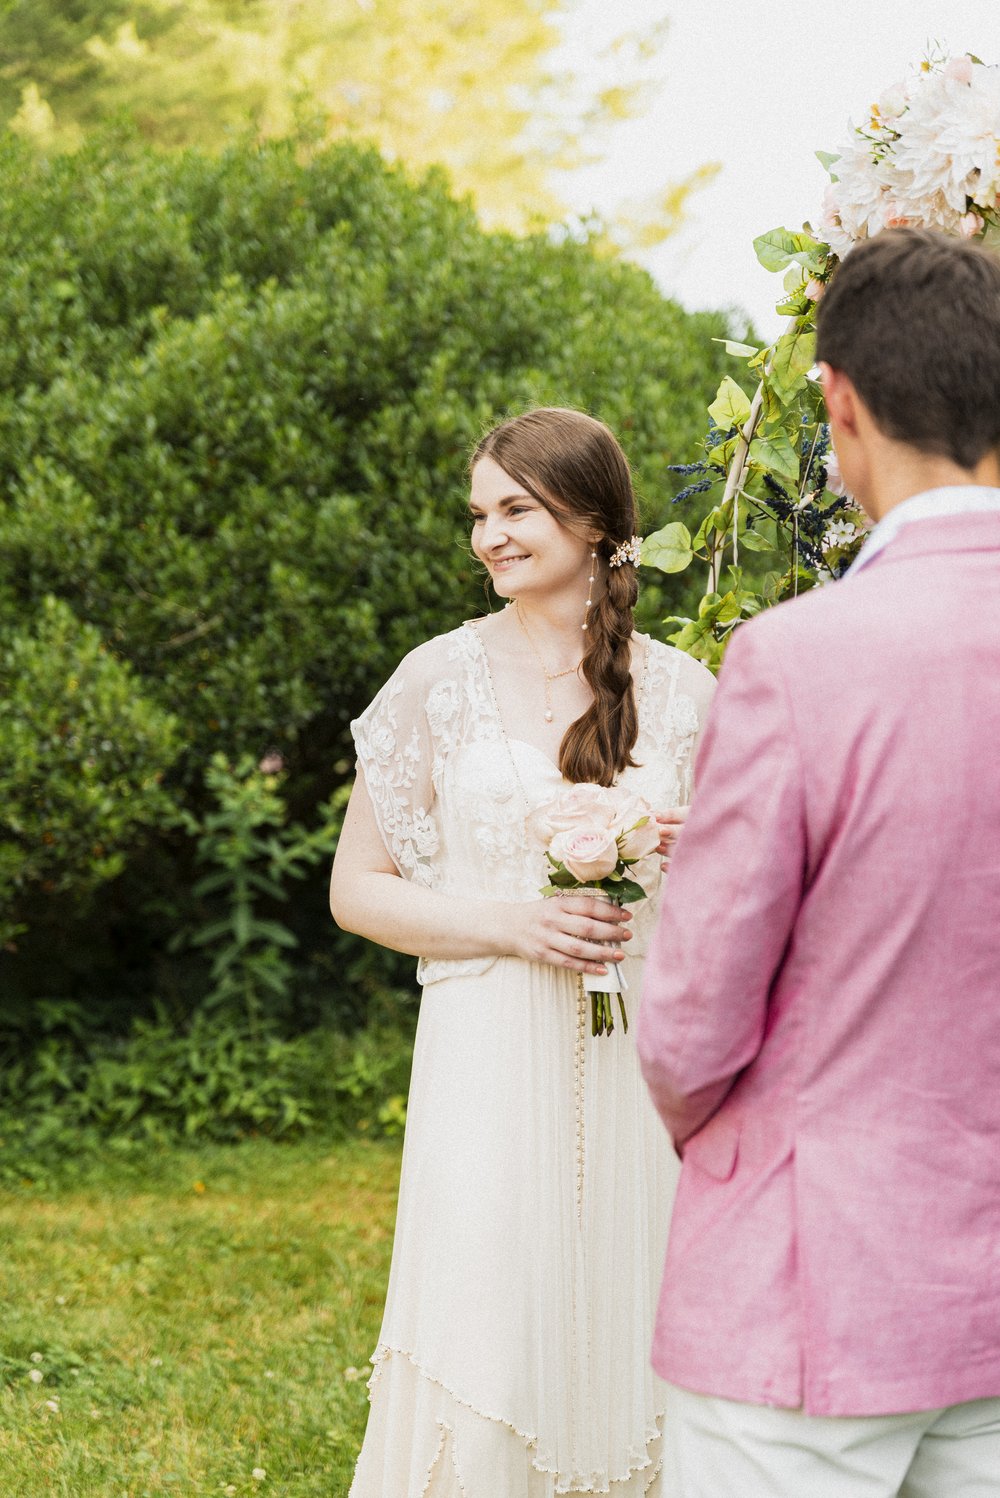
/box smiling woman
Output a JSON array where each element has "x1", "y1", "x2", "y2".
[{"x1": 330, "y1": 406, "x2": 716, "y2": 1496}]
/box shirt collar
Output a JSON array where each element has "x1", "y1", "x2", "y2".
[{"x1": 848, "y1": 486, "x2": 1000, "y2": 578}]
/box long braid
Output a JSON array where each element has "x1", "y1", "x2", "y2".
[{"x1": 561, "y1": 550, "x2": 638, "y2": 786}]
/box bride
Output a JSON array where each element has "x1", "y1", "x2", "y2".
[{"x1": 331, "y1": 407, "x2": 715, "y2": 1495}]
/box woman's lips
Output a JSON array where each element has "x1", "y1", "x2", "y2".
[{"x1": 491, "y1": 555, "x2": 528, "y2": 572}]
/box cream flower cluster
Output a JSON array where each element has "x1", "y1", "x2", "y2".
[
  {"x1": 818, "y1": 55, "x2": 1000, "y2": 256},
  {"x1": 528, "y1": 783, "x2": 660, "y2": 892}
]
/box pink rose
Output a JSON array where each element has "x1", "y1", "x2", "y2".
[
  {"x1": 960, "y1": 211, "x2": 985, "y2": 239},
  {"x1": 527, "y1": 783, "x2": 619, "y2": 844},
  {"x1": 550, "y1": 827, "x2": 619, "y2": 883},
  {"x1": 943, "y1": 55, "x2": 974, "y2": 85},
  {"x1": 630, "y1": 852, "x2": 662, "y2": 895},
  {"x1": 805, "y1": 278, "x2": 825, "y2": 302},
  {"x1": 617, "y1": 810, "x2": 659, "y2": 862}
]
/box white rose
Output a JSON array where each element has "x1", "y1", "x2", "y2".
[{"x1": 877, "y1": 81, "x2": 909, "y2": 118}]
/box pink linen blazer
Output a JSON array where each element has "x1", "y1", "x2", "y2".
[{"x1": 637, "y1": 512, "x2": 1000, "y2": 1418}]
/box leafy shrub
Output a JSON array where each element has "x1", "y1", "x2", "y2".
[
  {"x1": 0, "y1": 1007, "x2": 415, "y2": 1185},
  {"x1": 0, "y1": 594, "x2": 178, "y2": 941},
  {"x1": 0, "y1": 129, "x2": 743, "y2": 1036}
]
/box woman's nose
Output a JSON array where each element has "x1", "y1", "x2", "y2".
[{"x1": 480, "y1": 514, "x2": 509, "y2": 550}]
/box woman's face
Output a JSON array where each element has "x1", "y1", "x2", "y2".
[{"x1": 469, "y1": 455, "x2": 594, "y2": 605}]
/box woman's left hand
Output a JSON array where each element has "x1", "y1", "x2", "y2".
[{"x1": 655, "y1": 807, "x2": 689, "y2": 870}]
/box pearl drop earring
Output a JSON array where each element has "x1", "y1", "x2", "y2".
[{"x1": 582, "y1": 550, "x2": 596, "y2": 630}]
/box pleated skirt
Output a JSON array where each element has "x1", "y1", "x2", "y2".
[{"x1": 349, "y1": 954, "x2": 680, "y2": 1496}]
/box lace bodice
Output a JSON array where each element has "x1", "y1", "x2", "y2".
[{"x1": 351, "y1": 623, "x2": 713, "y2": 984}]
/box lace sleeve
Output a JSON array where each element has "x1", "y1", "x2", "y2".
[
  {"x1": 351, "y1": 651, "x2": 441, "y2": 887},
  {"x1": 641, "y1": 641, "x2": 717, "y2": 804}
]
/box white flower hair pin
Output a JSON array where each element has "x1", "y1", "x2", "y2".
[{"x1": 609, "y1": 536, "x2": 642, "y2": 568}]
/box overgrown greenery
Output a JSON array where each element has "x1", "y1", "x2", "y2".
[
  {"x1": 0, "y1": 129, "x2": 742, "y2": 1144},
  {"x1": 0, "y1": 1136, "x2": 399, "y2": 1493}
]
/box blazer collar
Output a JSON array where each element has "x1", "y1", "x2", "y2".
[{"x1": 848, "y1": 487, "x2": 1000, "y2": 578}]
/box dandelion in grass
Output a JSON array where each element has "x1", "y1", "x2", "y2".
[{"x1": 28, "y1": 1369, "x2": 43, "y2": 1384}]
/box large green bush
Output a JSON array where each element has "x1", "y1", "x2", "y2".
[{"x1": 0, "y1": 130, "x2": 741, "y2": 1054}]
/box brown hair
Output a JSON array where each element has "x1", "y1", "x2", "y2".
[
  {"x1": 816, "y1": 227, "x2": 1000, "y2": 467},
  {"x1": 472, "y1": 407, "x2": 640, "y2": 787}
]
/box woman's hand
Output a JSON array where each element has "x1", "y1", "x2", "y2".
[
  {"x1": 509, "y1": 895, "x2": 632, "y2": 975},
  {"x1": 655, "y1": 807, "x2": 689, "y2": 870}
]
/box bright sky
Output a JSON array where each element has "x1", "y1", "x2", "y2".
[{"x1": 557, "y1": 0, "x2": 999, "y2": 337}]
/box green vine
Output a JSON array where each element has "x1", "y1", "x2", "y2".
[{"x1": 645, "y1": 50, "x2": 999, "y2": 668}]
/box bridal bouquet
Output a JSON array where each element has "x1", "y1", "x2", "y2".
[{"x1": 528, "y1": 785, "x2": 660, "y2": 1036}]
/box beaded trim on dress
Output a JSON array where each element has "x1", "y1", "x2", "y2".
[{"x1": 355, "y1": 1345, "x2": 670, "y2": 1497}]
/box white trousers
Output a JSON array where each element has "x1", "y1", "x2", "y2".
[{"x1": 664, "y1": 1383, "x2": 1000, "y2": 1498}]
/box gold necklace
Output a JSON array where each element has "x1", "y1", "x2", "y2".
[{"x1": 514, "y1": 600, "x2": 582, "y2": 723}]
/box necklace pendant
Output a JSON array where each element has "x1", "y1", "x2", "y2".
[{"x1": 544, "y1": 709, "x2": 553, "y2": 722}]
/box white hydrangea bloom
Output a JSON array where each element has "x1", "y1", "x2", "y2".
[{"x1": 819, "y1": 58, "x2": 1000, "y2": 252}]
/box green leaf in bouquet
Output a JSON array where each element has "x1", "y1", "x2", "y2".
[
  {"x1": 708, "y1": 375, "x2": 752, "y2": 429},
  {"x1": 737, "y1": 526, "x2": 775, "y2": 552},
  {"x1": 616, "y1": 878, "x2": 648, "y2": 904},
  {"x1": 759, "y1": 378, "x2": 793, "y2": 428},
  {"x1": 754, "y1": 226, "x2": 828, "y2": 275},
  {"x1": 642, "y1": 521, "x2": 694, "y2": 574},
  {"x1": 770, "y1": 327, "x2": 817, "y2": 397},
  {"x1": 815, "y1": 149, "x2": 840, "y2": 178},
  {"x1": 749, "y1": 431, "x2": 800, "y2": 484},
  {"x1": 712, "y1": 337, "x2": 760, "y2": 358},
  {"x1": 762, "y1": 569, "x2": 786, "y2": 602},
  {"x1": 692, "y1": 502, "x2": 733, "y2": 549},
  {"x1": 663, "y1": 614, "x2": 709, "y2": 650},
  {"x1": 707, "y1": 441, "x2": 738, "y2": 471}
]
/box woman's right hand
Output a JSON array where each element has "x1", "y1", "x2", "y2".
[{"x1": 508, "y1": 895, "x2": 632, "y2": 974}]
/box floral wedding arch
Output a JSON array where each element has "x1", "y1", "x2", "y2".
[{"x1": 642, "y1": 53, "x2": 1000, "y2": 669}]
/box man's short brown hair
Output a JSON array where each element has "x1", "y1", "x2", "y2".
[{"x1": 815, "y1": 227, "x2": 1000, "y2": 468}]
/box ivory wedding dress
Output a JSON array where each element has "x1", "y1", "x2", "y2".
[{"x1": 348, "y1": 621, "x2": 713, "y2": 1497}]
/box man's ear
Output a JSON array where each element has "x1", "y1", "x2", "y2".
[{"x1": 819, "y1": 362, "x2": 861, "y2": 437}]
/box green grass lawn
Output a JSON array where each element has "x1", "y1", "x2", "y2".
[{"x1": 0, "y1": 1138, "x2": 400, "y2": 1496}]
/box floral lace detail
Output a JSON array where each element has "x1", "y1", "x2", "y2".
[
  {"x1": 353, "y1": 677, "x2": 440, "y2": 886},
  {"x1": 352, "y1": 627, "x2": 708, "y2": 984},
  {"x1": 637, "y1": 642, "x2": 700, "y2": 804}
]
